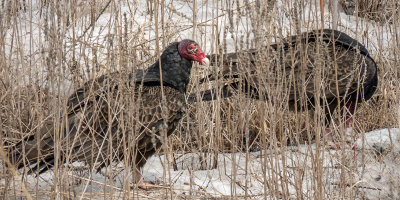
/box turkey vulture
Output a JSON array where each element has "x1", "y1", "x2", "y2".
[
  {"x1": 8, "y1": 39, "x2": 209, "y2": 187},
  {"x1": 190, "y1": 29, "x2": 377, "y2": 130}
]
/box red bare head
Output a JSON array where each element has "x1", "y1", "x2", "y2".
[{"x1": 178, "y1": 40, "x2": 209, "y2": 66}]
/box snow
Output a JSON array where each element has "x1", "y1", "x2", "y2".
[
  {"x1": 355, "y1": 128, "x2": 400, "y2": 150},
  {"x1": 3, "y1": 128, "x2": 400, "y2": 199},
  {"x1": 2, "y1": 0, "x2": 399, "y2": 199},
  {"x1": 6, "y1": 128, "x2": 399, "y2": 199},
  {"x1": 353, "y1": 128, "x2": 400, "y2": 199}
]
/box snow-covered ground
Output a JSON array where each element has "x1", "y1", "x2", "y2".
[
  {"x1": 5, "y1": 128, "x2": 400, "y2": 199},
  {"x1": 149, "y1": 128, "x2": 400, "y2": 199},
  {"x1": 2, "y1": 0, "x2": 399, "y2": 199}
]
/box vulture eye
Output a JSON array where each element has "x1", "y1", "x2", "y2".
[{"x1": 187, "y1": 44, "x2": 197, "y2": 54}]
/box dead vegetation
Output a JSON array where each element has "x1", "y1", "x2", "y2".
[
  {"x1": 339, "y1": 0, "x2": 399, "y2": 23},
  {"x1": 0, "y1": 0, "x2": 399, "y2": 199}
]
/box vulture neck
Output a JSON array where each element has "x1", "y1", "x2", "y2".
[{"x1": 145, "y1": 42, "x2": 194, "y2": 93}]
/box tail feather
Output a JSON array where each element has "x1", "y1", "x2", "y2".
[
  {"x1": 30, "y1": 156, "x2": 55, "y2": 175},
  {"x1": 8, "y1": 142, "x2": 56, "y2": 175},
  {"x1": 7, "y1": 120, "x2": 56, "y2": 175}
]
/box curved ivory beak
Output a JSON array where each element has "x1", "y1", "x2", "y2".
[{"x1": 201, "y1": 57, "x2": 210, "y2": 66}]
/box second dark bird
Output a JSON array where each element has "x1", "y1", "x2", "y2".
[{"x1": 191, "y1": 29, "x2": 377, "y2": 136}]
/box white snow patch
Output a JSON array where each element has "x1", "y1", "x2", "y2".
[{"x1": 355, "y1": 128, "x2": 400, "y2": 150}]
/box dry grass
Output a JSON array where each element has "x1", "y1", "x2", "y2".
[
  {"x1": 339, "y1": 0, "x2": 400, "y2": 23},
  {"x1": 1, "y1": 0, "x2": 399, "y2": 199}
]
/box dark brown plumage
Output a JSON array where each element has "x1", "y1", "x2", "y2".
[
  {"x1": 8, "y1": 40, "x2": 209, "y2": 183},
  {"x1": 191, "y1": 29, "x2": 377, "y2": 126}
]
